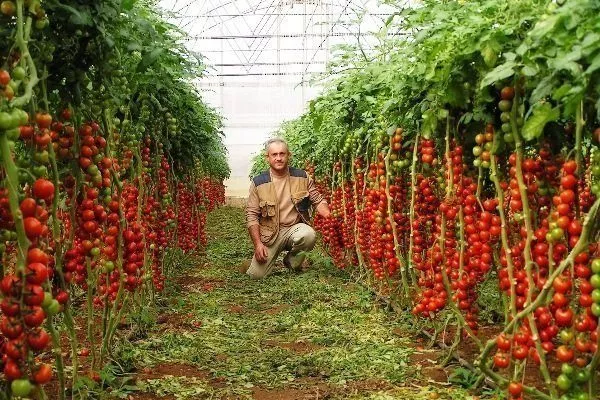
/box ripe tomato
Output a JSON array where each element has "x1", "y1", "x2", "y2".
[
  {"x1": 32, "y1": 178, "x2": 55, "y2": 202},
  {"x1": 33, "y1": 363, "x2": 52, "y2": 384},
  {"x1": 27, "y1": 328, "x2": 50, "y2": 350},
  {"x1": 0, "y1": 317, "x2": 23, "y2": 339},
  {"x1": 493, "y1": 352, "x2": 510, "y2": 368},
  {"x1": 512, "y1": 344, "x2": 528, "y2": 360},
  {"x1": 563, "y1": 160, "x2": 577, "y2": 175},
  {"x1": 23, "y1": 306, "x2": 46, "y2": 327},
  {"x1": 0, "y1": 298, "x2": 20, "y2": 317},
  {"x1": 555, "y1": 308, "x2": 573, "y2": 327},
  {"x1": 23, "y1": 217, "x2": 43, "y2": 239},
  {"x1": 19, "y1": 197, "x2": 37, "y2": 217},
  {"x1": 35, "y1": 112, "x2": 52, "y2": 129},
  {"x1": 26, "y1": 262, "x2": 49, "y2": 285},
  {"x1": 27, "y1": 248, "x2": 49, "y2": 265},
  {"x1": 508, "y1": 382, "x2": 523, "y2": 397},
  {"x1": 553, "y1": 276, "x2": 571, "y2": 293},
  {"x1": 24, "y1": 284, "x2": 45, "y2": 306},
  {"x1": 555, "y1": 345, "x2": 574, "y2": 362},
  {"x1": 4, "y1": 360, "x2": 22, "y2": 380}
]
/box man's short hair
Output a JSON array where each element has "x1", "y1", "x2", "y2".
[{"x1": 265, "y1": 137, "x2": 289, "y2": 153}]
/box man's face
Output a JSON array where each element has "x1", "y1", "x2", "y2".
[{"x1": 266, "y1": 142, "x2": 290, "y2": 173}]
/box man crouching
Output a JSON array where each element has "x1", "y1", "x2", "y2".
[{"x1": 244, "y1": 138, "x2": 331, "y2": 279}]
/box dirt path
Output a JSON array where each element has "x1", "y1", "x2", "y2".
[{"x1": 126, "y1": 207, "x2": 476, "y2": 399}]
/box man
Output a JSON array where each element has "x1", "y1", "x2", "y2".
[{"x1": 245, "y1": 138, "x2": 331, "y2": 279}]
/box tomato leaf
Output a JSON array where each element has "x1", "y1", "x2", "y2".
[
  {"x1": 137, "y1": 48, "x2": 165, "y2": 73},
  {"x1": 530, "y1": 76, "x2": 554, "y2": 104},
  {"x1": 522, "y1": 102, "x2": 560, "y2": 141},
  {"x1": 480, "y1": 61, "x2": 517, "y2": 89},
  {"x1": 121, "y1": 0, "x2": 136, "y2": 11}
]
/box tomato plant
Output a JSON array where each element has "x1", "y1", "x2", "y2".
[
  {"x1": 0, "y1": 1, "x2": 228, "y2": 398},
  {"x1": 251, "y1": 1, "x2": 600, "y2": 399}
]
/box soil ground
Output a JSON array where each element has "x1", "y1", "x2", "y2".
[{"x1": 120, "y1": 207, "x2": 486, "y2": 399}]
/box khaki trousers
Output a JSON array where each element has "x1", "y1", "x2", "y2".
[{"x1": 247, "y1": 223, "x2": 316, "y2": 279}]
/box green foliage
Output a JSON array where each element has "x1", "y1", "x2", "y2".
[
  {"x1": 253, "y1": 0, "x2": 600, "y2": 177},
  {"x1": 41, "y1": 0, "x2": 229, "y2": 178},
  {"x1": 122, "y1": 206, "x2": 478, "y2": 399}
]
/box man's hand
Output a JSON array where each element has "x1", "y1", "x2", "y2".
[
  {"x1": 248, "y1": 224, "x2": 268, "y2": 263},
  {"x1": 254, "y1": 242, "x2": 269, "y2": 263},
  {"x1": 316, "y1": 201, "x2": 332, "y2": 219}
]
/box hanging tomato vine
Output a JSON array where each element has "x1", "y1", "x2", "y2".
[
  {"x1": 0, "y1": 0, "x2": 228, "y2": 398},
  {"x1": 253, "y1": 1, "x2": 600, "y2": 399}
]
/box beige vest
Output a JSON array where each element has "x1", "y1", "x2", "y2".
[{"x1": 253, "y1": 167, "x2": 311, "y2": 245}]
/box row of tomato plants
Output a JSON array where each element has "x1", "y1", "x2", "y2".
[
  {"x1": 313, "y1": 108, "x2": 599, "y2": 399},
  {"x1": 260, "y1": 1, "x2": 600, "y2": 399},
  {"x1": 0, "y1": 1, "x2": 227, "y2": 398}
]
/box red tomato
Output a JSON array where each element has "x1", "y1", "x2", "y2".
[
  {"x1": 32, "y1": 363, "x2": 53, "y2": 384},
  {"x1": 32, "y1": 178, "x2": 55, "y2": 202},
  {"x1": 35, "y1": 113, "x2": 52, "y2": 129},
  {"x1": 23, "y1": 217, "x2": 43, "y2": 239},
  {"x1": 555, "y1": 345, "x2": 574, "y2": 362},
  {"x1": 493, "y1": 352, "x2": 510, "y2": 368},
  {"x1": 508, "y1": 382, "x2": 523, "y2": 397},
  {"x1": 27, "y1": 328, "x2": 50, "y2": 350},
  {"x1": 555, "y1": 308, "x2": 573, "y2": 327}
]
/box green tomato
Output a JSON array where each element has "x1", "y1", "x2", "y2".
[
  {"x1": 504, "y1": 133, "x2": 514, "y2": 143},
  {"x1": 472, "y1": 146, "x2": 482, "y2": 156},
  {"x1": 591, "y1": 289, "x2": 600, "y2": 303},
  {"x1": 33, "y1": 165, "x2": 48, "y2": 178},
  {"x1": 513, "y1": 212, "x2": 523, "y2": 222},
  {"x1": 103, "y1": 261, "x2": 115, "y2": 273},
  {"x1": 481, "y1": 160, "x2": 490, "y2": 169},
  {"x1": 16, "y1": 109, "x2": 28, "y2": 125},
  {"x1": 560, "y1": 330, "x2": 574, "y2": 344},
  {"x1": 590, "y1": 302, "x2": 600, "y2": 317},
  {"x1": 11, "y1": 379, "x2": 33, "y2": 397},
  {"x1": 573, "y1": 392, "x2": 590, "y2": 400},
  {"x1": 500, "y1": 112, "x2": 511, "y2": 123},
  {"x1": 498, "y1": 100, "x2": 512, "y2": 112},
  {"x1": 574, "y1": 369, "x2": 590, "y2": 383},
  {"x1": 473, "y1": 158, "x2": 481, "y2": 167},
  {"x1": 41, "y1": 292, "x2": 53, "y2": 308},
  {"x1": 592, "y1": 259, "x2": 600, "y2": 274},
  {"x1": 590, "y1": 274, "x2": 600, "y2": 289},
  {"x1": 551, "y1": 227, "x2": 564, "y2": 241},
  {"x1": 591, "y1": 165, "x2": 600, "y2": 177},
  {"x1": 6, "y1": 127, "x2": 19, "y2": 140},
  {"x1": 501, "y1": 123, "x2": 512, "y2": 133},
  {"x1": 556, "y1": 374, "x2": 572, "y2": 391},
  {"x1": 33, "y1": 150, "x2": 49, "y2": 164},
  {"x1": 87, "y1": 164, "x2": 99, "y2": 175},
  {"x1": 90, "y1": 247, "x2": 100, "y2": 257},
  {"x1": 0, "y1": 111, "x2": 17, "y2": 130},
  {"x1": 35, "y1": 18, "x2": 49, "y2": 30},
  {"x1": 12, "y1": 66, "x2": 26, "y2": 81},
  {"x1": 561, "y1": 363, "x2": 574, "y2": 376},
  {"x1": 45, "y1": 299, "x2": 61, "y2": 316}
]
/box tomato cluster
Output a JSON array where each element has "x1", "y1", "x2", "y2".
[{"x1": 307, "y1": 105, "x2": 599, "y2": 399}]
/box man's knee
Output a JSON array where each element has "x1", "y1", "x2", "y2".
[{"x1": 291, "y1": 225, "x2": 316, "y2": 250}]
